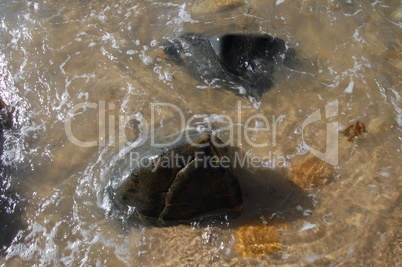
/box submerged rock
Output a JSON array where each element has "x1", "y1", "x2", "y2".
[
  {"x1": 163, "y1": 33, "x2": 296, "y2": 102},
  {"x1": 341, "y1": 120, "x2": 367, "y2": 142},
  {"x1": 289, "y1": 157, "x2": 334, "y2": 188},
  {"x1": 235, "y1": 218, "x2": 288, "y2": 257},
  {"x1": 106, "y1": 132, "x2": 243, "y2": 225}
]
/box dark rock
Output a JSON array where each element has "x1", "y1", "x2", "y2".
[
  {"x1": 0, "y1": 96, "x2": 13, "y2": 163},
  {"x1": 0, "y1": 97, "x2": 24, "y2": 255},
  {"x1": 0, "y1": 189, "x2": 25, "y2": 255},
  {"x1": 106, "y1": 132, "x2": 243, "y2": 225},
  {"x1": 0, "y1": 97, "x2": 5, "y2": 111},
  {"x1": 163, "y1": 32, "x2": 296, "y2": 102},
  {"x1": 0, "y1": 97, "x2": 12, "y2": 130}
]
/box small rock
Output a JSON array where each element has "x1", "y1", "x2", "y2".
[
  {"x1": 340, "y1": 120, "x2": 367, "y2": 142},
  {"x1": 289, "y1": 157, "x2": 334, "y2": 188},
  {"x1": 235, "y1": 218, "x2": 288, "y2": 257}
]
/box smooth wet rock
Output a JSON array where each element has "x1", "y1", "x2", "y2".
[
  {"x1": 107, "y1": 132, "x2": 243, "y2": 225},
  {"x1": 163, "y1": 32, "x2": 296, "y2": 102}
]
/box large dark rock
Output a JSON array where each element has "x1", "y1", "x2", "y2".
[
  {"x1": 106, "y1": 132, "x2": 243, "y2": 225},
  {"x1": 163, "y1": 33, "x2": 296, "y2": 102}
]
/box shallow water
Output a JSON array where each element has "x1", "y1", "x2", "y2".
[{"x1": 0, "y1": 0, "x2": 401, "y2": 265}]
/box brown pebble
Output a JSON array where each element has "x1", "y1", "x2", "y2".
[
  {"x1": 341, "y1": 120, "x2": 367, "y2": 142},
  {"x1": 235, "y1": 218, "x2": 288, "y2": 257},
  {"x1": 289, "y1": 157, "x2": 334, "y2": 188}
]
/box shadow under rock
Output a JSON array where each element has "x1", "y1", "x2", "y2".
[
  {"x1": 230, "y1": 167, "x2": 314, "y2": 227},
  {"x1": 189, "y1": 166, "x2": 314, "y2": 229}
]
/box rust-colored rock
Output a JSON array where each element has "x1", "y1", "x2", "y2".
[
  {"x1": 289, "y1": 157, "x2": 334, "y2": 188},
  {"x1": 341, "y1": 120, "x2": 367, "y2": 142},
  {"x1": 235, "y1": 218, "x2": 288, "y2": 257}
]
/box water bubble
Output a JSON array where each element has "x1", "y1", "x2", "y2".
[
  {"x1": 262, "y1": 160, "x2": 273, "y2": 168},
  {"x1": 150, "y1": 40, "x2": 157, "y2": 47},
  {"x1": 196, "y1": 125, "x2": 205, "y2": 132},
  {"x1": 164, "y1": 71, "x2": 173, "y2": 81},
  {"x1": 294, "y1": 127, "x2": 302, "y2": 135},
  {"x1": 254, "y1": 120, "x2": 265, "y2": 128},
  {"x1": 296, "y1": 142, "x2": 309, "y2": 155},
  {"x1": 283, "y1": 161, "x2": 291, "y2": 167},
  {"x1": 127, "y1": 50, "x2": 137, "y2": 55},
  {"x1": 140, "y1": 54, "x2": 152, "y2": 65}
]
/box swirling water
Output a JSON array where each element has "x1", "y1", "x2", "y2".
[{"x1": 0, "y1": 0, "x2": 401, "y2": 265}]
